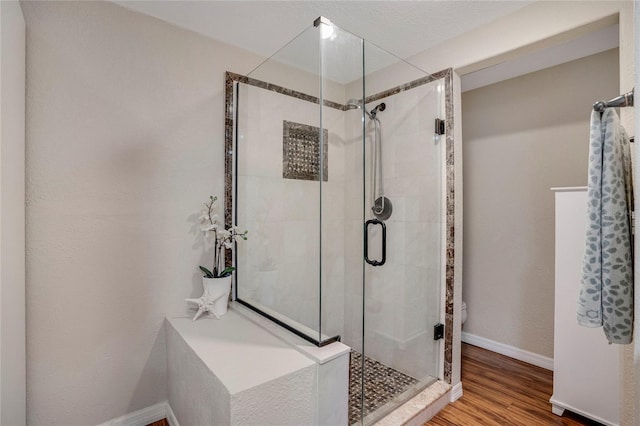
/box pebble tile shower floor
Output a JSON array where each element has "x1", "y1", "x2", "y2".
[{"x1": 349, "y1": 351, "x2": 419, "y2": 425}]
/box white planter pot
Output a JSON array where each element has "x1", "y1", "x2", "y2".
[{"x1": 202, "y1": 275, "x2": 232, "y2": 317}]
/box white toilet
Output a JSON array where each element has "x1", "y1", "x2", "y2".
[{"x1": 461, "y1": 301, "x2": 467, "y2": 326}]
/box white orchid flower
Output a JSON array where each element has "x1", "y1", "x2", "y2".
[
  {"x1": 197, "y1": 196, "x2": 248, "y2": 279},
  {"x1": 202, "y1": 223, "x2": 217, "y2": 232}
]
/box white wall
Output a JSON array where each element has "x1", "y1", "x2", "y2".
[
  {"x1": 462, "y1": 48, "x2": 619, "y2": 359},
  {"x1": 22, "y1": 2, "x2": 261, "y2": 424},
  {"x1": 0, "y1": 1, "x2": 25, "y2": 424}
]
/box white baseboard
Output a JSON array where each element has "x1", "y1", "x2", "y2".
[
  {"x1": 97, "y1": 401, "x2": 179, "y2": 426},
  {"x1": 165, "y1": 403, "x2": 179, "y2": 426},
  {"x1": 449, "y1": 382, "x2": 463, "y2": 402},
  {"x1": 461, "y1": 332, "x2": 554, "y2": 371}
]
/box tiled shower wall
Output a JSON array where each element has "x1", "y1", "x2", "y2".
[{"x1": 236, "y1": 83, "x2": 346, "y2": 338}]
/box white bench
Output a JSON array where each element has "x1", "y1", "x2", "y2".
[{"x1": 165, "y1": 303, "x2": 350, "y2": 425}]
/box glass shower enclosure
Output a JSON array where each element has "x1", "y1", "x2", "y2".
[{"x1": 227, "y1": 17, "x2": 446, "y2": 425}]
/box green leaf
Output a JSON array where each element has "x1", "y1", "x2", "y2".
[
  {"x1": 219, "y1": 266, "x2": 236, "y2": 277},
  {"x1": 199, "y1": 266, "x2": 215, "y2": 278}
]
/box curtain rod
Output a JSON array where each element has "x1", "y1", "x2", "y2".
[{"x1": 593, "y1": 88, "x2": 634, "y2": 112}]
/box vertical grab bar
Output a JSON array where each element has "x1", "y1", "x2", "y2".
[{"x1": 364, "y1": 219, "x2": 386, "y2": 266}]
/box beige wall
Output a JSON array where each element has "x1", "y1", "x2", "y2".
[
  {"x1": 0, "y1": 1, "x2": 26, "y2": 424},
  {"x1": 20, "y1": 0, "x2": 637, "y2": 423},
  {"x1": 406, "y1": 0, "x2": 634, "y2": 402},
  {"x1": 462, "y1": 48, "x2": 619, "y2": 359},
  {"x1": 22, "y1": 2, "x2": 260, "y2": 424}
]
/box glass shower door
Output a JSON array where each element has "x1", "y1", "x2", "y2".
[
  {"x1": 357, "y1": 42, "x2": 444, "y2": 425},
  {"x1": 316, "y1": 20, "x2": 445, "y2": 424}
]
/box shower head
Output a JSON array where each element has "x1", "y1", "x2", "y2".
[
  {"x1": 346, "y1": 98, "x2": 375, "y2": 120},
  {"x1": 345, "y1": 99, "x2": 385, "y2": 120},
  {"x1": 345, "y1": 98, "x2": 363, "y2": 110}
]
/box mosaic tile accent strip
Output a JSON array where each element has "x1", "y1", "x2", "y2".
[
  {"x1": 226, "y1": 71, "x2": 344, "y2": 110},
  {"x1": 283, "y1": 121, "x2": 328, "y2": 182},
  {"x1": 363, "y1": 69, "x2": 450, "y2": 105},
  {"x1": 349, "y1": 351, "x2": 418, "y2": 426},
  {"x1": 224, "y1": 72, "x2": 235, "y2": 270},
  {"x1": 442, "y1": 68, "x2": 455, "y2": 384}
]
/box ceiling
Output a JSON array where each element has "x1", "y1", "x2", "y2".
[
  {"x1": 112, "y1": 1, "x2": 618, "y2": 91},
  {"x1": 113, "y1": 1, "x2": 533, "y2": 62}
]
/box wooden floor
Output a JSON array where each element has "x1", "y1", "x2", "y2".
[
  {"x1": 146, "y1": 343, "x2": 601, "y2": 426},
  {"x1": 427, "y1": 344, "x2": 601, "y2": 425},
  {"x1": 146, "y1": 420, "x2": 168, "y2": 426}
]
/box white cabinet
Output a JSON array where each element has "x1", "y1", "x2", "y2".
[{"x1": 551, "y1": 187, "x2": 620, "y2": 426}]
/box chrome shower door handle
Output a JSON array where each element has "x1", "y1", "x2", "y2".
[{"x1": 364, "y1": 219, "x2": 386, "y2": 266}]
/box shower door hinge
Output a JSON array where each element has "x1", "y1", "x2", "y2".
[
  {"x1": 435, "y1": 118, "x2": 445, "y2": 135},
  {"x1": 433, "y1": 323, "x2": 444, "y2": 341}
]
